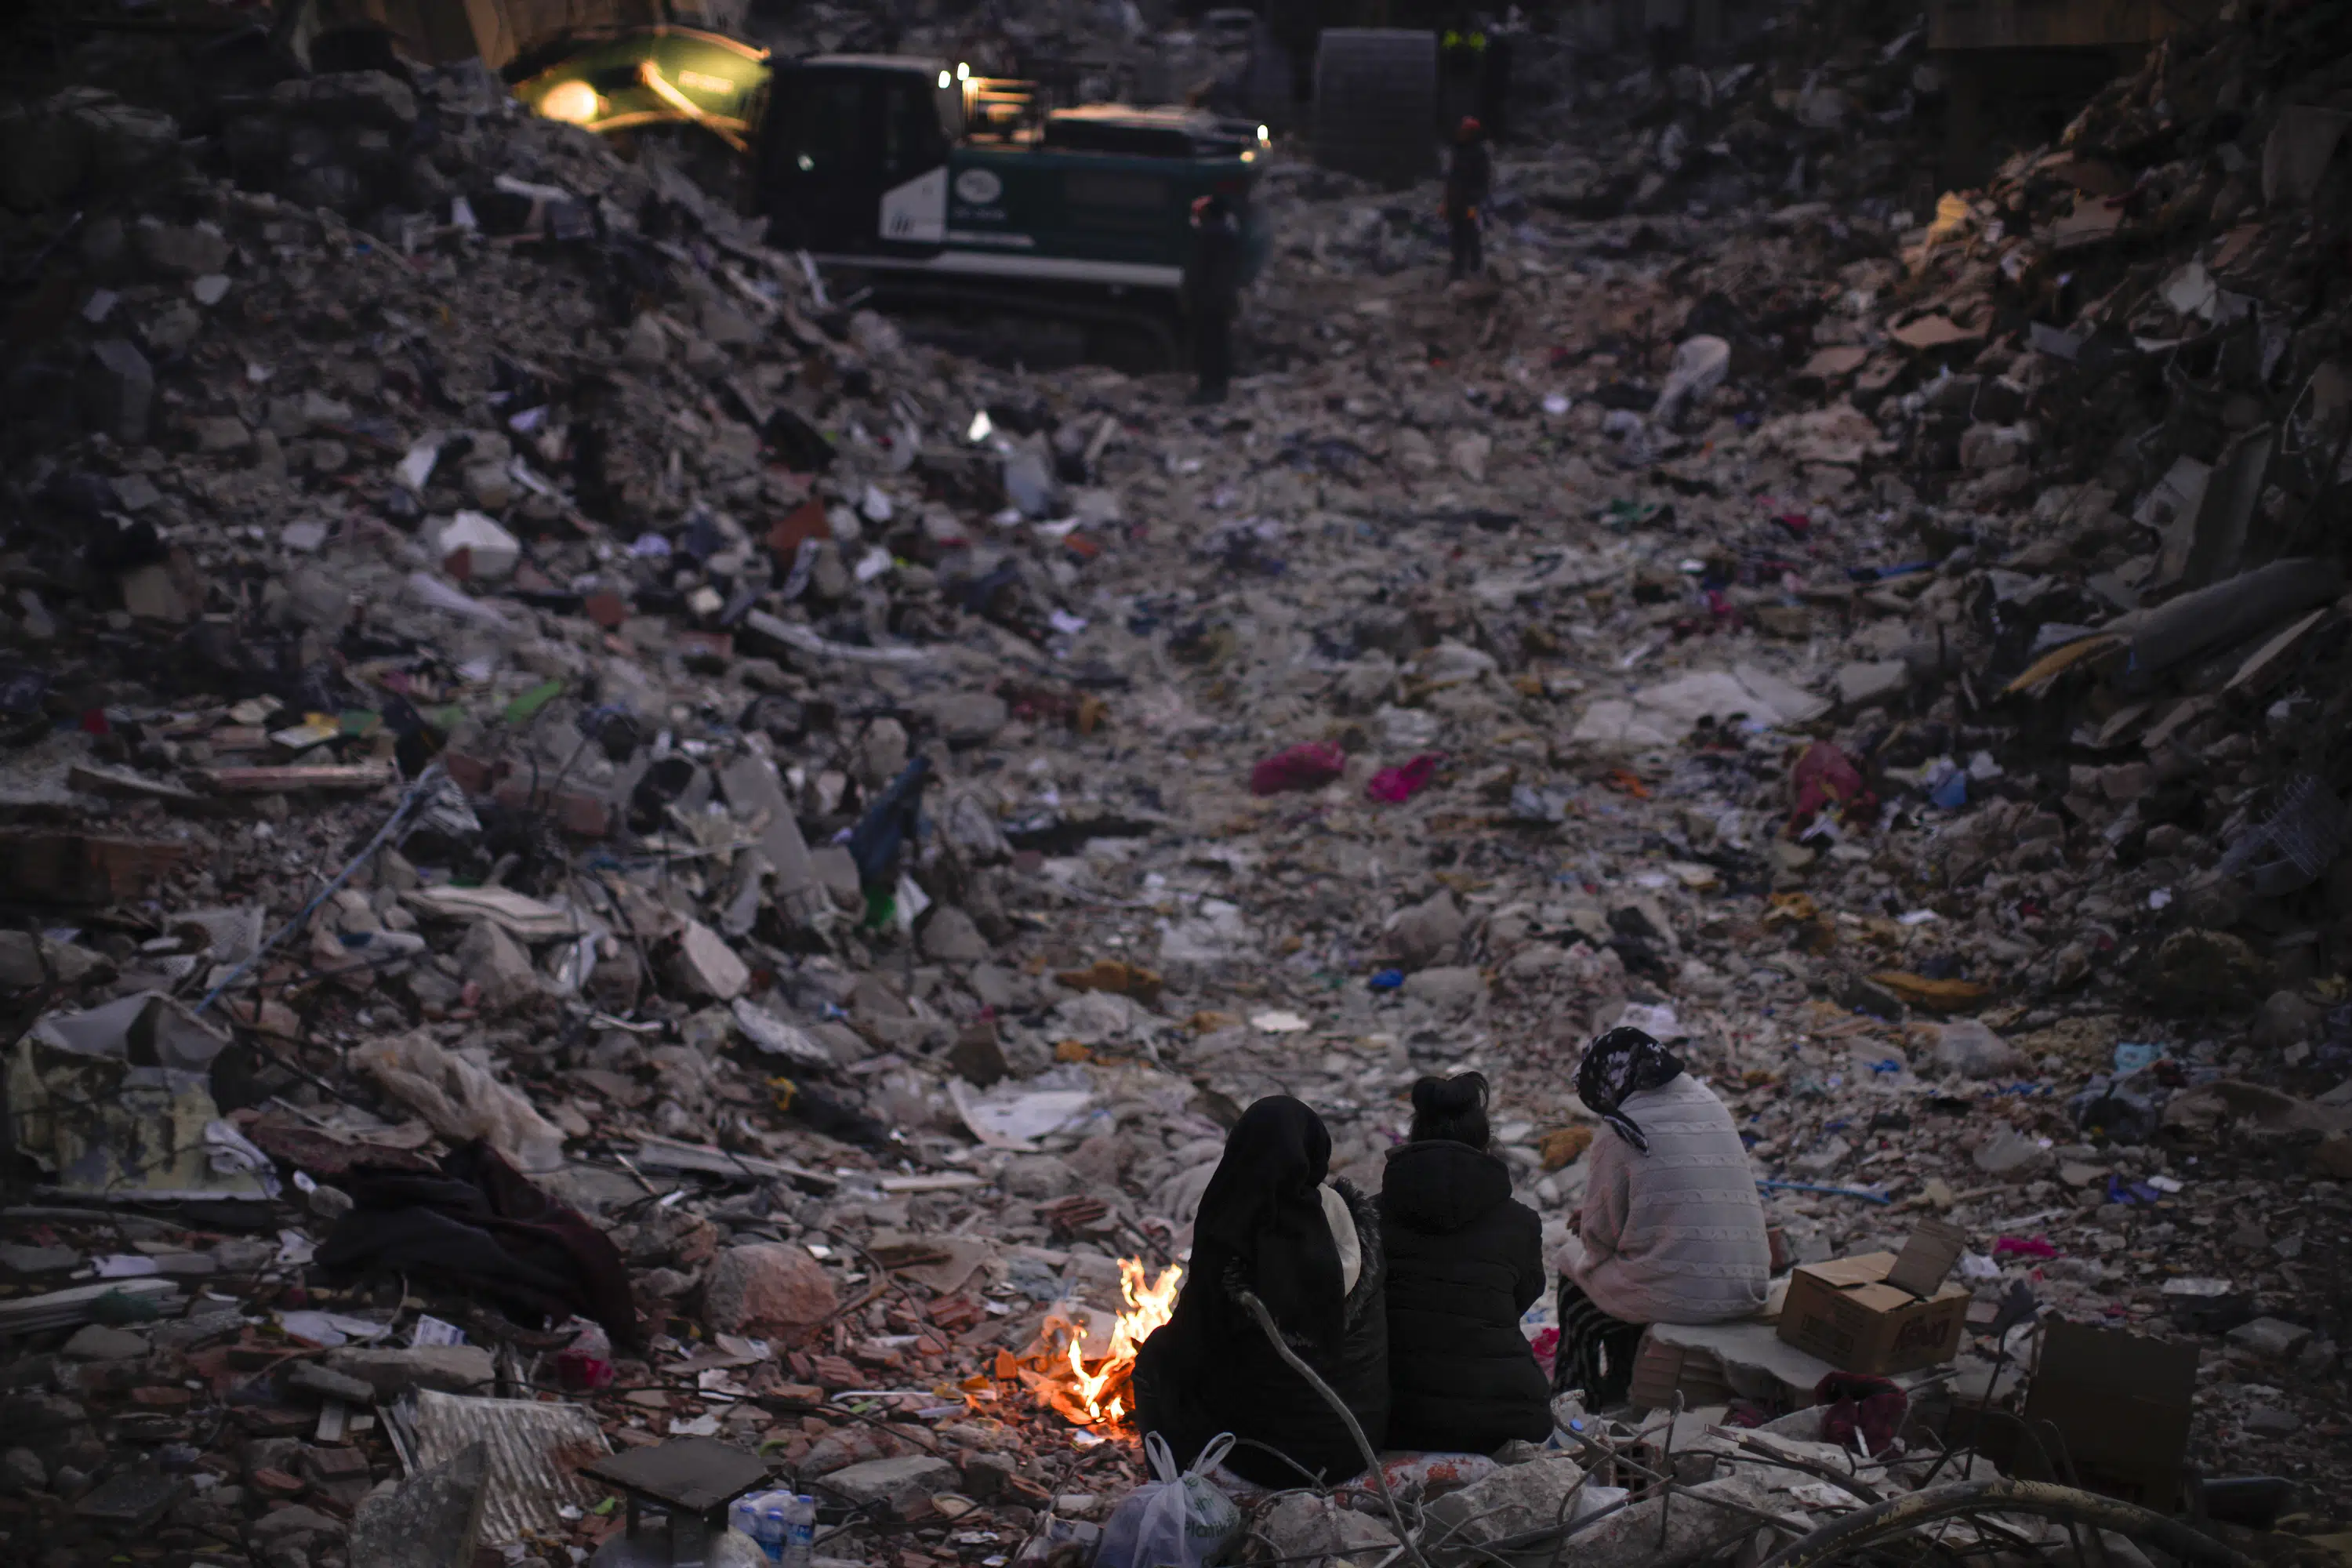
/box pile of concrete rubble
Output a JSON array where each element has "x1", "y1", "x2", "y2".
[{"x1": 4, "y1": 2, "x2": 2352, "y2": 1566}]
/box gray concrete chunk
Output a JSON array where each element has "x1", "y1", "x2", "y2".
[
  {"x1": 78, "y1": 338, "x2": 153, "y2": 442},
  {"x1": 323, "y1": 1345, "x2": 495, "y2": 1398},
  {"x1": 817, "y1": 1454, "x2": 957, "y2": 1517},
  {"x1": 286, "y1": 1359, "x2": 378, "y2": 1405},
  {"x1": 60, "y1": 1324, "x2": 147, "y2": 1362},
  {"x1": 349, "y1": 1441, "x2": 486, "y2": 1568},
  {"x1": 2226, "y1": 1316, "x2": 2314, "y2": 1362},
  {"x1": 1425, "y1": 1454, "x2": 1585, "y2": 1558}
]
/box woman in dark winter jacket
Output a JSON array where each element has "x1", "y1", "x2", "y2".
[
  {"x1": 1133, "y1": 1096, "x2": 1389, "y2": 1486},
  {"x1": 1377, "y1": 1073, "x2": 1554, "y2": 1453}
]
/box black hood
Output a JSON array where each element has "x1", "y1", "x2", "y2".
[{"x1": 1380, "y1": 1139, "x2": 1514, "y2": 1234}]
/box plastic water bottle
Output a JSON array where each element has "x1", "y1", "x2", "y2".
[
  {"x1": 714, "y1": 1518, "x2": 771, "y2": 1568},
  {"x1": 728, "y1": 1495, "x2": 771, "y2": 1563},
  {"x1": 755, "y1": 1497, "x2": 789, "y2": 1566},
  {"x1": 725, "y1": 1490, "x2": 814, "y2": 1566},
  {"x1": 775, "y1": 1494, "x2": 816, "y2": 1568}
]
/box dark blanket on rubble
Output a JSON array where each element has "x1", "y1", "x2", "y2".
[{"x1": 315, "y1": 1138, "x2": 639, "y2": 1347}]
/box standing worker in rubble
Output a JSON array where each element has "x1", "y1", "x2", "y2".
[
  {"x1": 1185, "y1": 192, "x2": 1240, "y2": 403},
  {"x1": 1553, "y1": 1027, "x2": 1769, "y2": 1408},
  {"x1": 1443, "y1": 116, "x2": 1491, "y2": 282},
  {"x1": 1133, "y1": 1096, "x2": 1388, "y2": 1485}
]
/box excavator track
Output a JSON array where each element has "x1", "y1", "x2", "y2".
[{"x1": 824, "y1": 270, "x2": 1187, "y2": 373}]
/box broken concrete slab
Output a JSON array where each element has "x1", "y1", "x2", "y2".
[
  {"x1": 60, "y1": 1324, "x2": 147, "y2": 1361},
  {"x1": 1424, "y1": 1454, "x2": 1585, "y2": 1557},
  {"x1": 78, "y1": 338, "x2": 153, "y2": 442},
  {"x1": 1573, "y1": 667, "x2": 1827, "y2": 750},
  {"x1": 2226, "y1": 1316, "x2": 2314, "y2": 1362},
  {"x1": 1972, "y1": 1128, "x2": 2053, "y2": 1181},
  {"x1": 1264, "y1": 1493, "x2": 1399, "y2": 1568},
  {"x1": 717, "y1": 753, "x2": 828, "y2": 927},
  {"x1": 349, "y1": 1441, "x2": 488, "y2": 1568},
  {"x1": 671, "y1": 920, "x2": 750, "y2": 1001},
  {"x1": 456, "y1": 920, "x2": 538, "y2": 1011},
  {"x1": 920, "y1": 906, "x2": 990, "y2": 963},
  {"x1": 1389, "y1": 890, "x2": 1465, "y2": 971},
  {"x1": 1835, "y1": 660, "x2": 1911, "y2": 709},
  {"x1": 323, "y1": 1345, "x2": 496, "y2": 1398},
  {"x1": 816, "y1": 1454, "x2": 957, "y2": 1518},
  {"x1": 286, "y1": 1359, "x2": 379, "y2": 1405}
]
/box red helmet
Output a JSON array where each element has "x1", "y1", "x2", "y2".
[{"x1": 1458, "y1": 116, "x2": 1482, "y2": 140}]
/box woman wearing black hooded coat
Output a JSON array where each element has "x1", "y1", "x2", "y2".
[
  {"x1": 1131, "y1": 1096, "x2": 1389, "y2": 1487},
  {"x1": 1377, "y1": 1073, "x2": 1553, "y2": 1453}
]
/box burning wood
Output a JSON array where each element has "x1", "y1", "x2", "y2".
[{"x1": 1016, "y1": 1257, "x2": 1182, "y2": 1429}]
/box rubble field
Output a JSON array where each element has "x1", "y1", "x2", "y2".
[{"x1": 3, "y1": 2, "x2": 2352, "y2": 1566}]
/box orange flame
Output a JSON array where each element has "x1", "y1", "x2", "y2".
[{"x1": 1056, "y1": 1258, "x2": 1183, "y2": 1427}]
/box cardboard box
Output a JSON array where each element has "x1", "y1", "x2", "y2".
[
  {"x1": 2019, "y1": 1320, "x2": 2197, "y2": 1508},
  {"x1": 1776, "y1": 1251, "x2": 1969, "y2": 1375},
  {"x1": 1624, "y1": 1317, "x2": 1842, "y2": 1413}
]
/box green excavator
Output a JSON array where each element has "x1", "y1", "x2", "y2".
[{"x1": 505, "y1": 27, "x2": 1272, "y2": 365}]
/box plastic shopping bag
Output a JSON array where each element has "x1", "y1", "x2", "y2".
[{"x1": 1095, "y1": 1433, "x2": 1243, "y2": 1568}]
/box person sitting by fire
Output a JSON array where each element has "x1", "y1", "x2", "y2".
[
  {"x1": 1133, "y1": 1095, "x2": 1388, "y2": 1486},
  {"x1": 1553, "y1": 1027, "x2": 1770, "y2": 1408},
  {"x1": 1377, "y1": 1072, "x2": 1554, "y2": 1452}
]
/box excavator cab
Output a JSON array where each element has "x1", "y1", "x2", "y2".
[
  {"x1": 757, "y1": 57, "x2": 964, "y2": 257},
  {"x1": 751, "y1": 54, "x2": 1269, "y2": 365}
]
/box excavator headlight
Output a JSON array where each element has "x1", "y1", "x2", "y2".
[
  {"x1": 1257, "y1": 124, "x2": 1269, "y2": 144},
  {"x1": 539, "y1": 79, "x2": 602, "y2": 125},
  {"x1": 938, "y1": 70, "x2": 952, "y2": 89}
]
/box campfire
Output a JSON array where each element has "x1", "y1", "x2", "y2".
[{"x1": 1018, "y1": 1258, "x2": 1183, "y2": 1429}]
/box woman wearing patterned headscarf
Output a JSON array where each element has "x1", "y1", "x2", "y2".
[{"x1": 1552, "y1": 1027, "x2": 1770, "y2": 1407}]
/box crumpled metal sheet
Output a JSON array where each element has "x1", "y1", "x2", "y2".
[
  {"x1": 2219, "y1": 771, "x2": 2348, "y2": 896},
  {"x1": 409, "y1": 1389, "x2": 608, "y2": 1545}
]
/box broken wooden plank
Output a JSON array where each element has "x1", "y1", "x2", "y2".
[
  {"x1": 201, "y1": 763, "x2": 396, "y2": 793},
  {"x1": 627, "y1": 1133, "x2": 837, "y2": 1191},
  {"x1": 0, "y1": 1277, "x2": 181, "y2": 1335},
  {"x1": 2141, "y1": 695, "x2": 2215, "y2": 753},
  {"x1": 402, "y1": 885, "x2": 583, "y2": 939},
  {"x1": 68, "y1": 762, "x2": 203, "y2": 804},
  {"x1": 2225, "y1": 606, "x2": 2330, "y2": 694},
  {"x1": 876, "y1": 1172, "x2": 988, "y2": 1194},
  {"x1": 2003, "y1": 633, "x2": 2123, "y2": 695},
  {"x1": 2052, "y1": 195, "x2": 2128, "y2": 249},
  {"x1": 1797, "y1": 344, "x2": 1871, "y2": 380},
  {"x1": 0, "y1": 828, "x2": 194, "y2": 903},
  {"x1": 1889, "y1": 313, "x2": 1981, "y2": 351},
  {"x1": 2088, "y1": 702, "x2": 2153, "y2": 749},
  {"x1": 1869, "y1": 971, "x2": 1991, "y2": 1012}
]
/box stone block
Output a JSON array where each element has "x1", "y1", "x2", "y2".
[
  {"x1": 322, "y1": 1345, "x2": 495, "y2": 1398},
  {"x1": 78, "y1": 338, "x2": 153, "y2": 443},
  {"x1": 348, "y1": 1442, "x2": 485, "y2": 1568},
  {"x1": 702, "y1": 1243, "x2": 837, "y2": 1335},
  {"x1": 817, "y1": 1454, "x2": 957, "y2": 1518},
  {"x1": 2226, "y1": 1316, "x2": 2313, "y2": 1362}
]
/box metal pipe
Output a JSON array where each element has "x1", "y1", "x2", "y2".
[{"x1": 1751, "y1": 1480, "x2": 2252, "y2": 1568}]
